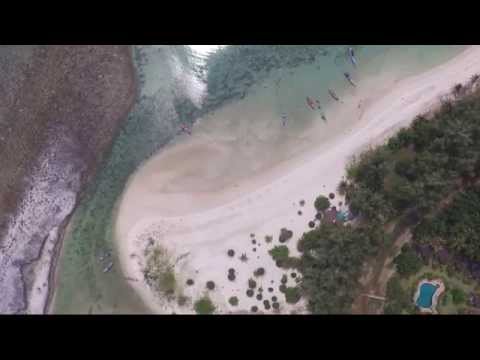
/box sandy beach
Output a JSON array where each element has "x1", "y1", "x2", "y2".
[{"x1": 115, "y1": 46, "x2": 480, "y2": 314}]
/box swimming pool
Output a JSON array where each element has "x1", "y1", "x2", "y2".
[{"x1": 416, "y1": 283, "x2": 438, "y2": 309}]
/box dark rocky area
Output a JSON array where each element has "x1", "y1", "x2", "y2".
[{"x1": 0, "y1": 45, "x2": 136, "y2": 313}]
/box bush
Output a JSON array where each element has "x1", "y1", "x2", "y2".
[
  {"x1": 246, "y1": 289, "x2": 254, "y2": 297},
  {"x1": 279, "y1": 228, "x2": 294, "y2": 243},
  {"x1": 256, "y1": 293, "x2": 263, "y2": 301},
  {"x1": 299, "y1": 200, "x2": 306, "y2": 207},
  {"x1": 248, "y1": 278, "x2": 257, "y2": 289},
  {"x1": 281, "y1": 274, "x2": 288, "y2": 284},
  {"x1": 186, "y1": 279, "x2": 194, "y2": 286},
  {"x1": 228, "y1": 273, "x2": 236, "y2": 281},
  {"x1": 284, "y1": 287, "x2": 302, "y2": 304},
  {"x1": 393, "y1": 246, "x2": 423, "y2": 277},
  {"x1": 206, "y1": 281, "x2": 215, "y2": 290},
  {"x1": 329, "y1": 193, "x2": 335, "y2": 200},
  {"x1": 228, "y1": 296, "x2": 239, "y2": 306},
  {"x1": 271, "y1": 296, "x2": 278, "y2": 302},
  {"x1": 254, "y1": 267, "x2": 266, "y2": 277},
  {"x1": 272, "y1": 302, "x2": 280, "y2": 310},
  {"x1": 251, "y1": 306, "x2": 258, "y2": 313},
  {"x1": 279, "y1": 284, "x2": 287, "y2": 293},
  {"x1": 269, "y1": 246, "x2": 290, "y2": 262},
  {"x1": 227, "y1": 249, "x2": 235, "y2": 257},
  {"x1": 263, "y1": 300, "x2": 271, "y2": 310},
  {"x1": 314, "y1": 196, "x2": 330, "y2": 212},
  {"x1": 177, "y1": 295, "x2": 189, "y2": 306},
  {"x1": 265, "y1": 235, "x2": 273, "y2": 243},
  {"x1": 308, "y1": 221, "x2": 315, "y2": 229},
  {"x1": 451, "y1": 288, "x2": 466, "y2": 305},
  {"x1": 194, "y1": 297, "x2": 215, "y2": 314}
]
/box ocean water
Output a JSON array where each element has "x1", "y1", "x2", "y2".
[{"x1": 52, "y1": 45, "x2": 467, "y2": 314}]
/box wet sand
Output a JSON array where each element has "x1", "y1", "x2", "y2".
[{"x1": 115, "y1": 46, "x2": 480, "y2": 314}]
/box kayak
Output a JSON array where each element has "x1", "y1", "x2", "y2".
[
  {"x1": 348, "y1": 47, "x2": 358, "y2": 68},
  {"x1": 328, "y1": 89, "x2": 340, "y2": 101},
  {"x1": 306, "y1": 97, "x2": 316, "y2": 110},
  {"x1": 344, "y1": 72, "x2": 357, "y2": 87}
]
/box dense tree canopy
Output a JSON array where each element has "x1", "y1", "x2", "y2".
[
  {"x1": 298, "y1": 223, "x2": 382, "y2": 313},
  {"x1": 299, "y1": 85, "x2": 480, "y2": 314}
]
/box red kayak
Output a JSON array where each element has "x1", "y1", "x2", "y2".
[{"x1": 306, "y1": 97, "x2": 316, "y2": 110}]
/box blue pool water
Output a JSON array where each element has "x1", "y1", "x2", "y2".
[{"x1": 416, "y1": 283, "x2": 438, "y2": 308}]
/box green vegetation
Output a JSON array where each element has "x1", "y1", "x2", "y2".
[
  {"x1": 269, "y1": 246, "x2": 289, "y2": 262},
  {"x1": 228, "y1": 296, "x2": 239, "y2": 306},
  {"x1": 143, "y1": 246, "x2": 177, "y2": 298},
  {"x1": 194, "y1": 296, "x2": 216, "y2": 314},
  {"x1": 451, "y1": 288, "x2": 466, "y2": 305},
  {"x1": 384, "y1": 276, "x2": 412, "y2": 314},
  {"x1": 254, "y1": 267, "x2": 266, "y2": 277},
  {"x1": 299, "y1": 84, "x2": 480, "y2": 314},
  {"x1": 415, "y1": 185, "x2": 480, "y2": 262},
  {"x1": 314, "y1": 195, "x2": 331, "y2": 212},
  {"x1": 394, "y1": 245, "x2": 423, "y2": 277},
  {"x1": 279, "y1": 228, "x2": 293, "y2": 243},
  {"x1": 284, "y1": 287, "x2": 302, "y2": 304},
  {"x1": 299, "y1": 223, "x2": 382, "y2": 313}
]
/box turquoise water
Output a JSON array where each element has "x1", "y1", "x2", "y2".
[
  {"x1": 417, "y1": 283, "x2": 438, "y2": 308},
  {"x1": 53, "y1": 45, "x2": 467, "y2": 314}
]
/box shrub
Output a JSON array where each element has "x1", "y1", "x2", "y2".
[
  {"x1": 228, "y1": 296, "x2": 239, "y2": 306},
  {"x1": 269, "y1": 245, "x2": 290, "y2": 262},
  {"x1": 329, "y1": 193, "x2": 335, "y2": 200},
  {"x1": 308, "y1": 221, "x2": 315, "y2": 229},
  {"x1": 265, "y1": 235, "x2": 273, "y2": 243},
  {"x1": 451, "y1": 288, "x2": 466, "y2": 305},
  {"x1": 393, "y1": 246, "x2": 423, "y2": 277},
  {"x1": 251, "y1": 306, "x2": 258, "y2": 313},
  {"x1": 284, "y1": 287, "x2": 302, "y2": 304},
  {"x1": 268, "y1": 287, "x2": 274, "y2": 292},
  {"x1": 194, "y1": 297, "x2": 215, "y2": 314},
  {"x1": 177, "y1": 295, "x2": 189, "y2": 306},
  {"x1": 248, "y1": 278, "x2": 257, "y2": 289},
  {"x1": 263, "y1": 300, "x2": 271, "y2": 310},
  {"x1": 240, "y1": 253, "x2": 248, "y2": 262},
  {"x1": 254, "y1": 267, "x2": 266, "y2": 277},
  {"x1": 206, "y1": 281, "x2": 215, "y2": 290},
  {"x1": 299, "y1": 200, "x2": 306, "y2": 207},
  {"x1": 281, "y1": 274, "x2": 288, "y2": 284},
  {"x1": 271, "y1": 296, "x2": 278, "y2": 302},
  {"x1": 228, "y1": 273, "x2": 236, "y2": 281},
  {"x1": 227, "y1": 249, "x2": 235, "y2": 257},
  {"x1": 314, "y1": 196, "x2": 330, "y2": 212},
  {"x1": 256, "y1": 293, "x2": 263, "y2": 301},
  {"x1": 279, "y1": 284, "x2": 287, "y2": 293},
  {"x1": 279, "y1": 228, "x2": 294, "y2": 243},
  {"x1": 186, "y1": 279, "x2": 194, "y2": 286},
  {"x1": 272, "y1": 302, "x2": 280, "y2": 310},
  {"x1": 291, "y1": 272, "x2": 297, "y2": 278},
  {"x1": 246, "y1": 289, "x2": 254, "y2": 297}
]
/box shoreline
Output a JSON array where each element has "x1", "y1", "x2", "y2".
[
  {"x1": 115, "y1": 46, "x2": 480, "y2": 314},
  {"x1": 44, "y1": 46, "x2": 139, "y2": 314}
]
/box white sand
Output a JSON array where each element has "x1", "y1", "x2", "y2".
[{"x1": 115, "y1": 46, "x2": 480, "y2": 314}]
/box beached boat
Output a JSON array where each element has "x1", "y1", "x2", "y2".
[
  {"x1": 348, "y1": 47, "x2": 358, "y2": 68},
  {"x1": 103, "y1": 261, "x2": 114, "y2": 273},
  {"x1": 344, "y1": 72, "x2": 357, "y2": 87},
  {"x1": 306, "y1": 97, "x2": 316, "y2": 110},
  {"x1": 328, "y1": 89, "x2": 340, "y2": 101}
]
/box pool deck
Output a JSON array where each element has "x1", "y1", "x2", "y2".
[{"x1": 414, "y1": 279, "x2": 445, "y2": 314}]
